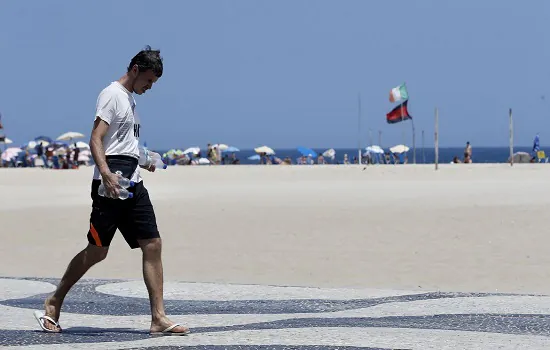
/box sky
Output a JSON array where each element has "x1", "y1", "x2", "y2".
[{"x1": 0, "y1": 0, "x2": 548, "y2": 150}]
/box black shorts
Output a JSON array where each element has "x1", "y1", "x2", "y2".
[{"x1": 87, "y1": 156, "x2": 160, "y2": 249}]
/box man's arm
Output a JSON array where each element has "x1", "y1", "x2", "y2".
[
  {"x1": 90, "y1": 119, "x2": 110, "y2": 176},
  {"x1": 90, "y1": 119, "x2": 121, "y2": 197}
]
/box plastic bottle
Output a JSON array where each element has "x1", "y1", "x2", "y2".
[
  {"x1": 139, "y1": 147, "x2": 168, "y2": 169},
  {"x1": 98, "y1": 185, "x2": 133, "y2": 199},
  {"x1": 97, "y1": 171, "x2": 135, "y2": 199},
  {"x1": 114, "y1": 171, "x2": 135, "y2": 188}
]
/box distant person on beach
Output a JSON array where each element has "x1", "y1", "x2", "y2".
[
  {"x1": 464, "y1": 141, "x2": 472, "y2": 159},
  {"x1": 73, "y1": 145, "x2": 80, "y2": 168},
  {"x1": 34, "y1": 46, "x2": 189, "y2": 336},
  {"x1": 452, "y1": 156, "x2": 462, "y2": 163}
]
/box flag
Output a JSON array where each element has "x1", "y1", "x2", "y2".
[
  {"x1": 389, "y1": 83, "x2": 408, "y2": 103},
  {"x1": 386, "y1": 100, "x2": 412, "y2": 124}
]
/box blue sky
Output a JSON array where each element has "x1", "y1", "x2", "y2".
[{"x1": 0, "y1": 0, "x2": 548, "y2": 149}]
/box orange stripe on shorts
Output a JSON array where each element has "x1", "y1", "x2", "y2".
[{"x1": 90, "y1": 223, "x2": 102, "y2": 247}]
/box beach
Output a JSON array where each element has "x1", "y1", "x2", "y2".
[{"x1": 1, "y1": 163, "x2": 549, "y2": 295}]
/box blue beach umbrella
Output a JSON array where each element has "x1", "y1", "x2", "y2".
[
  {"x1": 34, "y1": 136, "x2": 52, "y2": 143},
  {"x1": 297, "y1": 146, "x2": 317, "y2": 158}
]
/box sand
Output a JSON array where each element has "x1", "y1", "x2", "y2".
[{"x1": 1, "y1": 163, "x2": 550, "y2": 295}]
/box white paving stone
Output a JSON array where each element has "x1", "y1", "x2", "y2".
[
  {"x1": 15, "y1": 328, "x2": 550, "y2": 350},
  {"x1": 3, "y1": 277, "x2": 550, "y2": 349},
  {"x1": 325, "y1": 295, "x2": 550, "y2": 318},
  {"x1": 0, "y1": 279, "x2": 55, "y2": 301},
  {"x1": 96, "y1": 280, "x2": 426, "y2": 300}
]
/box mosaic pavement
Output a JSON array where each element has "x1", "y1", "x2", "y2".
[{"x1": 1, "y1": 277, "x2": 550, "y2": 349}]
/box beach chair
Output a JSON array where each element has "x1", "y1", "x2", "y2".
[{"x1": 537, "y1": 151, "x2": 548, "y2": 163}]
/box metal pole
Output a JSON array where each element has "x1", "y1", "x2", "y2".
[
  {"x1": 358, "y1": 94, "x2": 362, "y2": 165},
  {"x1": 509, "y1": 108, "x2": 513, "y2": 166},
  {"x1": 412, "y1": 119, "x2": 416, "y2": 164},
  {"x1": 435, "y1": 107, "x2": 439, "y2": 170},
  {"x1": 422, "y1": 129, "x2": 425, "y2": 164}
]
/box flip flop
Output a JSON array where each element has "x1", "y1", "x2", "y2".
[
  {"x1": 150, "y1": 323, "x2": 190, "y2": 336},
  {"x1": 33, "y1": 310, "x2": 62, "y2": 333}
]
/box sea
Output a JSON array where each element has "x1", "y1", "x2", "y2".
[{"x1": 154, "y1": 147, "x2": 538, "y2": 165}]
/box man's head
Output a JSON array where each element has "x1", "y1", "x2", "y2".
[{"x1": 127, "y1": 45, "x2": 163, "y2": 95}]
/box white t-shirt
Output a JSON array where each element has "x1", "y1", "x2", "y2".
[{"x1": 92, "y1": 81, "x2": 142, "y2": 183}]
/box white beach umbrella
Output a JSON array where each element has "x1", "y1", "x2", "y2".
[
  {"x1": 212, "y1": 144, "x2": 229, "y2": 151},
  {"x1": 390, "y1": 144, "x2": 409, "y2": 154},
  {"x1": 70, "y1": 141, "x2": 90, "y2": 149},
  {"x1": 3, "y1": 138, "x2": 13, "y2": 144},
  {"x1": 1, "y1": 147, "x2": 22, "y2": 161},
  {"x1": 182, "y1": 147, "x2": 200, "y2": 155},
  {"x1": 366, "y1": 145, "x2": 384, "y2": 154},
  {"x1": 322, "y1": 148, "x2": 336, "y2": 159},
  {"x1": 254, "y1": 146, "x2": 275, "y2": 155},
  {"x1": 57, "y1": 131, "x2": 85, "y2": 141}
]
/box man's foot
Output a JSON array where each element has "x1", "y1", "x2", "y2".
[
  {"x1": 150, "y1": 317, "x2": 190, "y2": 335},
  {"x1": 41, "y1": 297, "x2": 62, "y2": 332}
]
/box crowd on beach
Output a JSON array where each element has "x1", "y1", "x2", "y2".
[
  {"x1": 1, "y1": 138, "x2": 91, "y2": 169},
  {"x1": 2, "y1": 138, "x2": 483, "y2": 168}
]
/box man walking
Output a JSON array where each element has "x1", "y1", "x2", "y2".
[{"x1": 34, "y1": 46, "x2": 189, "y2": 335}]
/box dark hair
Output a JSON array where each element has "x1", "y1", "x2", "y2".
[{"x1": 127, "y1": 45, "x2": 163, "y2": 77}]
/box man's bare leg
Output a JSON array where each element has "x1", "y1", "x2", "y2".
[
  {"x1": 41, "y1": 244, "x2": 109, "y2": 332},
  {"x1": 139, "y1": 238, "x2": 189, "y2": 334}
]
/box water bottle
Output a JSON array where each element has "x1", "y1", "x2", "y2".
[
  {"x1": 97, "y1": 171, "x2": 135, "y2": 200},
  {"x1": 139, "y1": 147, "x2": 168, "y2": 169},
  {"x1": 98, "y1": 184, "x2": 133, "y2": 199},
  {"x1": 113, "y1": 171, "x2": 135, "y2": 188}
]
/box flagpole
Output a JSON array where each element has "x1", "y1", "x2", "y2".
[
  {"x1": 358, "y1": 93, "x2": 362, "y2": 165},
  {"x1": 509, "y1": 108, "x2": 513, "y2": 166},
  {"x1": 411, "y1": 118, "x2": 416, "y2": 164},
  {"x1": 421, "y1": 129, "x2": 425, "y2": 164},
  {"x1": 435, "y1": 107, "x2": 439, "y2": 171}
]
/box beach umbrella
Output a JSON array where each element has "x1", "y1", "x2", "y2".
[
  {"x1": 51, "y1": 141, "x2": 68, "y2": 149},
  {"x1": 70, "y1": 141, "x2": 90, "y2": 149},
  {"x1": 508, "y1": 151, "x2": 532, "y2": 163},
  {"x1": 182, "y1": 147, "x2": 200, "y2": 155},
  {"x1": 57, "y1": 131, "x2": 85, "y2": 141},
  {"x1": 254, "y1": 146, "x2": 275, "y2": 155},
  {"x1": 366, "y1": 145, "x2": 384, "y2": 154},
  {"x1": 213, "y1": 144, "x2": 229, "y2": 151},
  {"x1": 1, "y1": 147, "x2": 22, "y2": 161},
  {"x1": 322, "y1": 149, "x2": 335, "y2": 159},
  {"x1": 34, "y1": 136, "x2": 52, "y2": 143},
  {"x1": 248, "y1": 154, "x2": 261, "y2": 161},
  {"x1": 3, "y1": 138, "x2": 13, "y2": 144},
  {"x1": 27, "y1": 140, "x2": 50, "y2": 149},
  {"x1": 222, "y1": 146, "x2": 240, "y2": 153},
  {"x1": 297, "y1": 147, "x2": 317, "y2": 157},
  {"x1": 390, "y1": 144, "x2": 409, "y2": 154}
]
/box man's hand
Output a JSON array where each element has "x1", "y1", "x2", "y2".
[
  {"x1": 140, "y1": 164, "x2": 156, "y2": 172},
  {"x1": 101, "y1": 171, "x2": 121, "y2": 198}
]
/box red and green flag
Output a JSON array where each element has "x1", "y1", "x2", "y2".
[{"x1": 386, "y1": 100, "x2": 412, "y2": 124}]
